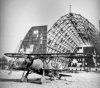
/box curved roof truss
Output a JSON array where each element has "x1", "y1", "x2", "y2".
[{"x1": 47, "y1": 13, "x2": 98, "y2": 53}]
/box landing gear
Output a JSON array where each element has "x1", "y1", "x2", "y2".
[
  {"x1": 21, "y1": 70, "x2": 30, "y2": 82},
  {"x1": 40, "y1": 76, "x2": 46, "y2": 84},
  {"x1": 40, "y1": 69, "x2": 46, "y2": 84},
  {"x1": 21, "y1": 76, "x2": 28, "y2": 82}
]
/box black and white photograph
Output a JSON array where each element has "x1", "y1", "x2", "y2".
[{"x1": 0, "y1": 0, "x2": 100, "y2": 88}]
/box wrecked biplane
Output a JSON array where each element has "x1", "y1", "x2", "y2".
[{"x1": 4, "y1": 52, "x2": 92, "y2": 83}]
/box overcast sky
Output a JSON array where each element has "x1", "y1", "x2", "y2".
[{"x1": 0, "y1": 0, "x2": 100, "y2": 57}]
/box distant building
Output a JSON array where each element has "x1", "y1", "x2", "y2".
[{"x1": 19, "y1": 25, "x2": 47, "y2": 54}]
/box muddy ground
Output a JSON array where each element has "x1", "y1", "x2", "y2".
[{"x1": 0, "y1": 69, "x2": 100, "y2": 88}]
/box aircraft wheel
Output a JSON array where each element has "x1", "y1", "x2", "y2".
[
  {"x1": 40, "y1": 76, "x2": 46, "y2": 84},
  {"x1": 21, "y1": 76, "x2": 28, "y2": 82}
]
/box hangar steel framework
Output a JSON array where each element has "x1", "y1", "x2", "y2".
[{"x1": 47, "y1": 13, "x2": 99, "y2": 55}]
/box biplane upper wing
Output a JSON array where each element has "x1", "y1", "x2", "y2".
[{"x1": 4, "y1": 53, "x2": 92, "y2": 59}]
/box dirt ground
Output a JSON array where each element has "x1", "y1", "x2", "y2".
[{"x1": 0, "y1": 69, "x2": 100, "y2": 88}]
